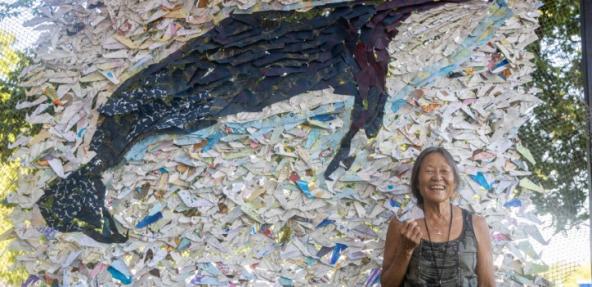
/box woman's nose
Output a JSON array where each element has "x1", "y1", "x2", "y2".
[{"x1": 431, "y1": 171, "x2": 444, "y2": 179}]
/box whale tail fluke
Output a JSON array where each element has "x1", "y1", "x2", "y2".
[{"x1": 37, "y1": 163, "x2": 128, "y2": 243}]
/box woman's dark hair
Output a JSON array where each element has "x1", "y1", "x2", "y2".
[{"x1": 410, "y1": 146, "x2": 460, "y2": 205}]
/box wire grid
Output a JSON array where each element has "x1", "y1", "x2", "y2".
[
  {"x1": 0, "y1": 161, "x2": 19, "y2": 226},
  {"x1": 0, "y1": 163, "x2": 17, "y2": 268},
  {"x1": 0, "y1": 9, "x2": 39, "y2": 51},
  {"x1": 538, "y1": 225, "x2": 591, "y2": 286},
  {"x1": 0, "y1": 161, "x2": 26, "y2": 287},
  {"x1": 527, "y1": 102, "x2": 592, "y2": 285},
  {"x1": 0, "y1": 5, "x2": 590, "y2": 287},
  {"x1": 544, "y1": 261, "x2": 578, "y2": 286}
]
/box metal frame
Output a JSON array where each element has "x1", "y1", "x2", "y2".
[{"x1": 581, "y1": 0, "x2": 592, "y2": 279}]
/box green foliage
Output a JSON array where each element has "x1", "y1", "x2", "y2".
[
  {"x1": 0, "y1": 29, "x2": 38, "y2": 286},
  {"x1": 0, "y1": 161, "x2": 28, "y2": 286},
  {"x1": 519, "y1": 0, "x2": 588, "y2": 231},
  {"x1": 0, "y1": 30, "x2": 39, "y2": 163}
]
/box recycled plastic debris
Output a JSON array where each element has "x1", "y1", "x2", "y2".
[
  {"x1": 6, "y1": 0, "x2": 549, "y2": 285},
  {"x1": 38, "y1": 0, "x2": 478, "y2": 243}
]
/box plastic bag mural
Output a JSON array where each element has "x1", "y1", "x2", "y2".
[{"x1": 8, "y1": 0, "x2": 546, "y2": 285}]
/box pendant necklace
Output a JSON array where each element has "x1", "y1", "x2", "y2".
[{"x1": 424, "y1": 203, "x2": 453, "y2": 287}]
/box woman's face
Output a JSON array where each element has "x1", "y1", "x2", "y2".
[{"x1": 418, "y1": 152, "x2": 456, "y2": 204}]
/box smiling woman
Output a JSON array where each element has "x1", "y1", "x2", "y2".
[{"x1": 381, "y1": 147, "x2": 495, "y2": 287}]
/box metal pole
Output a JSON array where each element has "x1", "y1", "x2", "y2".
[{"x1": 580, "y1": 0, "x2": 592, "y2": 280}]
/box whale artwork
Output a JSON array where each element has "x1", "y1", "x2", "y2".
[
  {"x1": 34, "y1": 0, "x2": 489, "y2": 243},
  {"x1": 9, "y1": 0, "x2": 549, "y2": 284}
]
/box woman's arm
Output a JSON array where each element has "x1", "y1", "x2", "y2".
[
  {"x1": 381, "y1": 219, "x2": 422, "y2": 287},
  {"x1": 473, "y1": 215, "x2": 495, "y2": 287}
]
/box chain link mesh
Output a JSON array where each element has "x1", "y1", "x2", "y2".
[{"x1": 0, "y1": 5, "x2": 591, "y2": 287}]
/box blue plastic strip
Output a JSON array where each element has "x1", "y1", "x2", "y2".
[
  {"x1": 107, "y1": 266, "x2": 132, "y2": 285},
  {"x1": 470, "y1": 172, "x2": 492, "y2": 190},
  {"x1": 135, "y1": 211, "x2": 163, "y2": 228},
  {"x1": 329, "y1": 243, "x2": 348, "y2": 265}
]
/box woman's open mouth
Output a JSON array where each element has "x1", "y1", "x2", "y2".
[{"x1": 428, "y1": 185, "x2": 447, "y2": 193}]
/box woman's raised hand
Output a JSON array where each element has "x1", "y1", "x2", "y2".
[{"x1": 400, "y1": 221, "x2": 422, "y2": 254}]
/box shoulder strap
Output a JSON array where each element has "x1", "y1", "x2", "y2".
[
  {"x1": 459, "y1": 208, "x2": 479, "y2": 284},
  {"x1": 462, "y1": 208, "x2": 474, "y2": 233}
]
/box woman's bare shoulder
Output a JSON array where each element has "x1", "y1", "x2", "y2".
[
  {"x1": 471, "y1": 214, "x2": 487, "y2": 226},
  {"x1": 471, "y1": 214, "x2": 491, "y2": 239}
]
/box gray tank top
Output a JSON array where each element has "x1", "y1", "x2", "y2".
[{"x1": 403, "y1": 208, "x2": 478, "y2": 286}]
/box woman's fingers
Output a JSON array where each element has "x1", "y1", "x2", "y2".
[
  {"x1": 411, "y1": 226, "x2": 422, "y2": 244},
  {"x1": 402, "y1": 222, "x2": 415, "y2": 238},
  {"x1": 400, "y1": 221, "x2": 422, "y2": 248},
  {"x1": 400, "y1": 221, "x2": 409, "y2": 235},
  {"x1": 401, "y1": 221, "x2": 422, "y2": 248}
]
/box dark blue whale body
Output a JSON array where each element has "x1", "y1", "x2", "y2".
[{"x1": 37, "y1": 0, "x2": 469, "y2": 243}]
